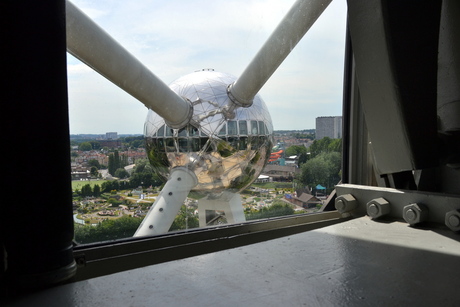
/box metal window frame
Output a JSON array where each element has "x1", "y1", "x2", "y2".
[{"x1": 72, "y1": 211, "x2": 344, "y2": 281}]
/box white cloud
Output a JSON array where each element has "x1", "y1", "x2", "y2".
[{"x1": 67, "y1": 0, "x2": 347, "y2": 133}]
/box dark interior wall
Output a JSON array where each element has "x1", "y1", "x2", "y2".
[{"x1": 2, "y1": 1, "x2": 76, "y2": 290}]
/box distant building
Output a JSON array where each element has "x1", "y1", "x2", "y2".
[
  {"x1": 99, "y1": 139, "x2": 122, "y2": 148},
  {"x1": 106, "y1": 132, "x2": 118, "y2": 140},
  {"x1": 71, "y1": 170, "x2": 90, "y2": 181},
  {"x1": 315, "y1": 116, "x2": 342, "y2": 139},
  {"x1": 290, "y1": 193, "x2": 322, "y2": 209},
  {"x1": 260, "y1": 165, "x2": 300, "y2": 182}
]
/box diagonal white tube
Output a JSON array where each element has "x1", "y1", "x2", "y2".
[
  {"x1": 134, "y1": 168, "x2": 198, "y2": 237},
  {"x1": 228, "y1": 0, "x2": 333, "y2": 107},
  {"x1": 65, "y1": 0, "x2": 192, "y2": 129}
]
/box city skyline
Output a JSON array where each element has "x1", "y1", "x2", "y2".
[{"x1": 67, "y1": 0, "x2": 347, "y2": 134}]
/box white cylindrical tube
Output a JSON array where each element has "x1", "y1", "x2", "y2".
[
  {"x1": 134, "y1": 168, "x2": 198, "y2": 237},
  {"x1": 228, "y1": 0, "x2": 332, "y2": 107},
  {"x1": 66, "y1": 0, "x2": 192, "y2": 129}
]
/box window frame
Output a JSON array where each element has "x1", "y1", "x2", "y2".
[{"x1": 69, "y1": 2, "x2": 352, "y2": 283}]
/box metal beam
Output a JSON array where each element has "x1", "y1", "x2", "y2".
[
  {"x1": 66, "y1": 0, "x2": 193, "y2": 129},
  {"x1": 347, "y1": 0, "x2": 440, "y2": 175},
  {"x1": 228, "y1": 0, "x2": 332, "y2": 107}
]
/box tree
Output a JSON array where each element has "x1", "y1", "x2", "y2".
[
  {"x1": 169, "y1": 205, "x2": 199, "y2": 231},
  {"x1": 93, "y1": 184, "x2": 101, "y2": 197},
  {"x1": 115, "y1": 168, "x2": 129, "y2": 179},
  {"x1": 297, "y1": 152, "x2": 309, "y2": 166},
  {"x1": 307, "y1": 137, "x2": 342, "y2": 159},
  {"x1": 74, "y1": 216, "x2": 143, "y2": 244},
  {"x1": 108, "y1": 150, "x2": 121, "y2": 176},
  {"x1": 114, "y1": 150, "x2": 120, "y2": 170},
  {"x1": 128, "y1": 159, "x2": 162, "y2": 188},
  {"x1": 101, "y1": 180, "x2": 121, "y2": 193},
  {"x1": 108, "y1": 150, "x2": 128, "y2": 176},
  {"x1": 120, "y1": 154, "x2": 129, "y2": 168},
  {"x1": 245, "y1": 201, "x2": 295, "y2": 220},
  {"x1": 297, "y1": 152, "x2": 341, "y2": 192},
  {"x1": 90, "y1": 166, "x2": 98, "y2": 177},
  {"x1": 79, "y1": 142, "x2": 92, "y2": 151},
  {"x1": 285, "y1": 145, "x2": 307, "y2": 157},
  {"x1": 88, "y1": 159, "x2": 101, "y2": 169},
  {"x1": 89, "y1": 141, "x2": 101, "y2": 150},
  {"x1": 80, "y1": 184, "x2": 92, "y2": 197},
  {"x1": 328, "y1": 138, "x2": 342, "y2": 153},
  {"x1": 308, "y1": 137, "x2": 332, "y2": 158}
]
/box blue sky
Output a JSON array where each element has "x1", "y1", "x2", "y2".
[{"x1": 67, "y1": 0, "x2": 347, "y2": 134}]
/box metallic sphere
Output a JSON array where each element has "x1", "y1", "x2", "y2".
[{"x1": 144, "y1": 70, "x2": 274, "y2": 194}]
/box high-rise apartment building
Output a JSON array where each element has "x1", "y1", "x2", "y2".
[
  {"x1": 106, "y1": 132, "x2": 118, "y2": 140},
  {"x1": 315, "y1": 116, "x2": 342, "y2": 139}
]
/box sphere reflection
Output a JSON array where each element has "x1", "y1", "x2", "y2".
[{"x1": 144, "y1": 70, "x2": 274, "y2": 193}]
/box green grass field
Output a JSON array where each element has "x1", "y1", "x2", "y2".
[
  {"x1": 72, "y1": 180, "x2": 107, "y2": 191},
  {"x1": 251, "y1": 182, "x2": 294, "y2": 189}
]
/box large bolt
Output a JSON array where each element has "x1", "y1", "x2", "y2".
[
  {"x1": 366, "y1": 197, "x2": 390, "y2": 219},
  {"x1": 335, "y1": 194, "x2": 357, "y2": 214},
  {"x1": 445, "y1": 210, "x2": 460, "y2": 232},
  {"x1": 403, "y1": 203, "x2": 428, "y2": 225}
]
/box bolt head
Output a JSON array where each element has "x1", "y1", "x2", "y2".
[
  {"x1": 403, "y1": 203, "x2": 428, "y2": 225},
  {"x1": 445, "y1": 210, "x2": 460, "y2": 232},
  {"x1": 336, "y1": 199, "x2": 345, "y2": 211},
  {"x1": 366, "y1": 197, "x2": 390, "y2": 219},
  {"x1": 368, "y1": 203, "x2": 379, "y2": 215},
  {"x1": 406, "y1": 209, "x2": 417, "y2": 221},
  {"x1": 335, "y1": 194, "x2": 357, "y2": 213},
  {"x1": 449, "y1": 215, "x2": 460, "y2": 227}
]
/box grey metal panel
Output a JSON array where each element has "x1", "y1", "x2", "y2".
[
  {"x1": 438, "y1": 0, "x2": 460, "y2": 133},
  {"x1": 8, "y1": 217, "x2": 460, "y2": 306},
  {"x1": 347, "y1": 0, "x2": 440, "y2": 175}
]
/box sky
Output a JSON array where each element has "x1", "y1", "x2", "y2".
[{"x1": 67, "y1": 0, "x2": 347, "y2": 134}]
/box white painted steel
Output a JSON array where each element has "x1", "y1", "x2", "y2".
[
  {"x1": 65, "y1": 0, "x2": 192, "y2": 129},
  {"x1": 134, "y1": 168, "x2": 198, "y2": 237},
  {"x1": 229, "y1": 0, "x2": 333, "y2": 107}
]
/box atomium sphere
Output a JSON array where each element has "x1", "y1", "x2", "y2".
[{"x1": 144, "y1": 70, "x2": 274, "y2": 194}]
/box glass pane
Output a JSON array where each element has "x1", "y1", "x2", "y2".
[
  {"x1": 258, "y1": 121, "x2": 265, "y2": 135},
  {"x1": 157, "y1": 125, "x2": 164, "y2": 137},
  {"x1": 238, "y1": 121, "x2": 248, "y2": 135},
  {"x1": 218, "y1": 123, "x2": 227, "y2": 136},
  {"x1": 251, "y1": 121, "x2": 258, "y2": 135},
  {"x1": 68, "y1": 0, "x2": 346, "y2": 244},
  {"x1": 228, "y1": 121, "x2": 237, "y2": 135},
  {"x1": 165, "y1": 126, "x2": 173, "y2": 137}
]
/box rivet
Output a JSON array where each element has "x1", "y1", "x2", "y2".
[
  {"x1": 177, "y1": 177, "x2": 181, "y2": 181},
  {"x1": 149, "y1": 225, "x2": 153, "y2": 229},
  {"x1": 159, "y1": 208, "x2": 164, "y2": 212},
  {"x1": 168, "y1": 192, "x2": 173, "y2": 196}
]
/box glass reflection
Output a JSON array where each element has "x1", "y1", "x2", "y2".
[{"x1": 144, "y1": 70, "x2": 274, "y2": 194}]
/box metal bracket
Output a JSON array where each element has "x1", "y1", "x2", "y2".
[{"x1": 335, "y1": 184, "x2": 460, "y2": 231}]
